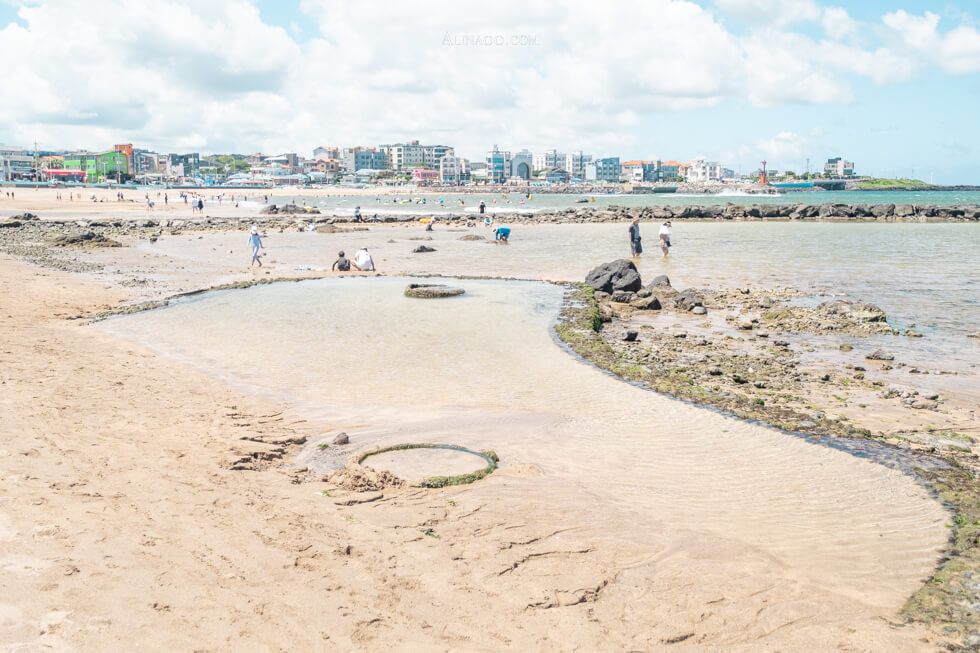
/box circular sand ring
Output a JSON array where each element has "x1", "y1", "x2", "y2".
[
  {"x1": 404, "y1": 283, "x2": 465, "y2": 298},
  {"x1": 357, "y1": 443, "x2": 498, "y2": 488}
]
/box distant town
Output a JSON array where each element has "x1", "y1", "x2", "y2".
[{"x1": 0, "y1": 140, "x2": 856, "y2": 188}]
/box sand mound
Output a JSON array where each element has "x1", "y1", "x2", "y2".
[{"x1": 325, "y1": 465, "x2": 405, "y2": 491}]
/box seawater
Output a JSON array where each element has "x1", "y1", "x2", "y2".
[
  {"x1": 270, "y1": 189, "x2": 980, "y2": 217},
  {"x1": 137, "y1": 221, "x2": 980, "y2": 377},
  {"x1": 98, "y1": 276, "x2": 949, "y2": 616}
]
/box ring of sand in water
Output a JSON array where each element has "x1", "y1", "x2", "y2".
[
  {"x1": 358, "y1": 443, "x2": 498, "y2": 488},
  {"x1": 404, "y1": 283, "x2": 466, "y2": 298}
]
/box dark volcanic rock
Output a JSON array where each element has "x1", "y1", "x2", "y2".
[
  {"x1": 623, "y1": 330, "x2": 639, "y2": 342},
  {"x1": 585, "y1": 259, "x2": 642, "y2": 294},
  {"x1": 412, "y1": 245, "x2": 436, "y2": 253},
  {"x1": 630, "y1": 295, "x2": 662, "y2": 311},
  {"x1": 674, "y1": 288, "x2": 704, "y2": 312},
  {"x1": 647, "y1": 274, "x2": 671, "y2": 288},
  {"x1": 611, "y1": 290, "x2": 636, "y2": 304}
]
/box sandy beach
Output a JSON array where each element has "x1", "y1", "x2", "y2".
[{"x1": 1, "y1": 208, "x2": 976, "y2": 650}]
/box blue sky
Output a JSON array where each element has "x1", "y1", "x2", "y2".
[{"x1": 1, "y1": 0, "x2": 979, "y2": 182}]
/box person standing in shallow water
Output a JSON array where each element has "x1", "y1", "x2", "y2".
[
  {"x1": 659, "y1": 221, "x2": 672, "y2": 258},
  {"x1": 628, "y1": 219, "x2": 642, "y2": 257},
  {"x1": 248, "y1": 226, "x2": 264, "y2": 267}
]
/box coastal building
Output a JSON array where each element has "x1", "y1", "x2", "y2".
[
  {"x1": 686, "y1": 158, "x2": 724, "y2": 183},
  {"x1": 313, "y1": 146, "x2": 340, "y2": 160},
  {"x1": 0, "y1": 146, "x2": 34, "y2": 181},
  {"x1": 533, "y1": 149, "x2": 565, "y2": 173},
  {"x1": 539, "y1": 167, "x2": 569, "y2": 184},
  {"x1": 824, "y1": 157, "x2": 855, "y2": 177},
  {"x1": 168, "y1": 152, "x2": 200, "y2": 177},
  {"x1": 510, "y1": 149, "x2": 533, "y2": 180},
  {"x1": 313, "y1": 159, "x2": 342, "y2": 174},
  {"x1": 469, "y1": 161, "x2": 488, "y2": 181},
  {"x1": 621, "y1": 160, "x2": 658, "y2": 183},
  {"x1": 585, "y1": 157, "x2": 621, "y2": 182},
  {"x1": 61, "y1": 150, "x2": 130, "y2": 182},
  {"x1": 343, "y1": 147, "x2": 387, "y2": 173},
  {"x1": 439, "y1": 155, "x2": 470, "y2": 184},
  {"x1": 659, "y1": 160, "x2": 682, "y2": 181},
  {"x1": 564, "y1": 151, "x2": 592, "y2": 178},
  {"x1": 379, "y1": 141, "x2": 454, "y2": 171},
  {"x1": 411, "y1": 168, "x2": 440, "y2": 183},
  {"x1": 486, "y1": 145, "x2": 511, "y2": 184},
  {"x1": 422, "y1": 145, "x2": 453, "y2": 168}
]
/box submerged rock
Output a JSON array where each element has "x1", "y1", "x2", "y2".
[
  {"x1": 404, "y1": 283, "x2": 465, "y2": 298},
  {"x1": 866, "y1": 348, "x2": 895, "y2": 361}
]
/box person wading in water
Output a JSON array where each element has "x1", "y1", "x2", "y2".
[{"x1": 629, "y1": 219, "x2": 642, "y2": 257}]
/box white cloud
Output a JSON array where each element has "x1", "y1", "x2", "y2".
[
  {"x1": 0, "y1": 0, "x2": 978, "y2": 159},
  {"x1": 756, "y1": 131, "x2": 811, "y2": 161},
  {"x1": 821, "y1": 7, "x2": 858, "y2": 41},
  {"x1": 879, "y1": 9, "x2": 980, "y2": 75},
  {"x1": 713, "y1": 0, "x2": 821, "y2": 28}
]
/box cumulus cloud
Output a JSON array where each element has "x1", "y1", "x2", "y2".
[
  {"x1": 0, "y1": 0, "x2": 978, "y2": 158},
  {"x1": 821, "y1": 7, "x2": 858, "y2": 40},
  {"x1": 713, "y1": 0, "x2": 821, "y2": 28},
  {"x1": 880, "y1": 10, "x2": 980, "y2": 75},
  {"x1": 755, "y1": 131, "x2": 811, "y2": 162}
]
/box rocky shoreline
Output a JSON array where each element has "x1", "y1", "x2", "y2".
[{"x1": 555, "y1": 260, "x2": 980, "y2": 648}]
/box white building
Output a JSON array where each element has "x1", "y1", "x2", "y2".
[
  {"x1": 564, "y1": 151, "x2": 592, "y2": 177},
  {"x1": 380, "y1": 141, "x2": 453, "y2": 171},
  {"x1": 824, "y1": 157, "x2": 855, "y2": 177},
  {"x1": 510, "y1": 149, "x2": 533, "y2": 180},
  {"x1": 0, "y1": 145, "x2": 32, "y2": 181},
  {"x1": 533, "y1": 149, "x2": 565, "y2": 172},
  {"x1": 685, "y1": 157, "x2": 725, "y2": 183},
  {"x1": 486, "y1": 145, "x2": 511, "y2": 184},
  {"x1": 439, "y1": 155, "x2": 470, "y2": 184}
]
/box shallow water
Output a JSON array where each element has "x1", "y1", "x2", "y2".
[
  {"x1": 135, "y1": 221, "x2": 980, "y2": 376},
  {"x1": 274, "y1": 189, "x2": 980, "y2": 216},
  {"x1": 364, "y1": 447, "x2": 489, "y2": 482},
  {"x1": 99, "y1": 276, "x2": 950, "y2": 611}
]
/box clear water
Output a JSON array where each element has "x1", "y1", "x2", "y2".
[
  {"x1": 133, "y1": 221, "x2": 980, "y2": 377},
  {"x1": 272, "y1": 189, "x2": 980, "y2": 217},
  {"x1": 98, "y1": 276, "x2": 949, "y2": 613}
]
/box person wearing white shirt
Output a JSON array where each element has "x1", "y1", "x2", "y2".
[
  {"x1": 352, "y1": 247, "x2": 375, "y2": 271},
  {"x1": 658, "y1": 221, "x2": 672, "y2": 258}
]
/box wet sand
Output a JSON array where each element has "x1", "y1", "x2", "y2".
[{"x1": 0, "y1": 219, "x2": 968, "y2": 649}]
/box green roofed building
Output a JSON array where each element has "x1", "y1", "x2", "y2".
[{"x1": 61, "y1": 151, "x2": 130, "y2": 183}]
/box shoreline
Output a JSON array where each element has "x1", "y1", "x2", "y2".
[
  {"x1": 554, "y1": 281, "x2": 980, "y2": 644},
  {"x1": 1, "y1": 220, "x2": 975, "y2": 649}
]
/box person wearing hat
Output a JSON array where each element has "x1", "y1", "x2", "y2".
[
  {"x1": 659, "y1": 221, "x2": 672, "y2": 258},
  {"x1": 628, "y1": 218, "x2": 642, "y2": 257},
  {"x1": 248, "y1": 225, "x2": 264, "y2": 267}
]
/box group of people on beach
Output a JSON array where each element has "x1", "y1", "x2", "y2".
[
  {"x1": 629, "y1": 219, "x2": 672, "y2": 259},
  {"x1": 246, "y1": 225, "x2": 374, "y2": 272}
]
